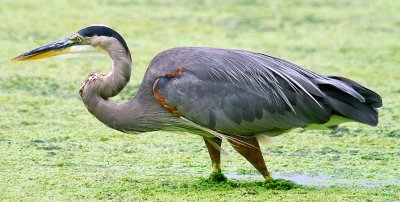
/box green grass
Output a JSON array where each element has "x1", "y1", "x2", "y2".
[{"x1": 1, "y1": 0, "x2": 399, "y2": 201}]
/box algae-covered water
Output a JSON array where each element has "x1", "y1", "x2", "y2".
[
  {"x1": 1, "y1": 0, "x2": 399, "y2": 201},
  {"x1": 227, "y1": 173, "x2": 400, "y2": 187}
]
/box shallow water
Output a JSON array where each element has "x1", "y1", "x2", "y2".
[{"x1": 225, "y1": 173, "x2": 400, "y2": 187}]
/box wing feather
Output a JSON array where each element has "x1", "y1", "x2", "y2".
[{"x1": 152, "y1": 48, "x2": 332, "y2": 136}]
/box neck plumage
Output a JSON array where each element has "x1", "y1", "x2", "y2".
[
  {"x1": 101, "y1": 47, "x2": 131, "y2": 98},
  {"x1": 80, "y1": 40, "x2": 136, "y2": 131},
  {"x1": 80, "y1": 39, "x2": 185, "y2": 133}
]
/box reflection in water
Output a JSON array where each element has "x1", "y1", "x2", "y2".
[{"x1": 225, "y1": 173, "x2": 400, "y2": 187}]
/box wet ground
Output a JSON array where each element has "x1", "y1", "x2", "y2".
[{"x1": 225, "y1": 173, "x2": 400, "y2": 187}]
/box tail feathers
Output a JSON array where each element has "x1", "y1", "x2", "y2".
[
  {"x1": 318, "y1": 76, "x2": 382, "y2": 126},
  {"x1": 327, "y1": 76, "x2": 382, "y2": 108}
]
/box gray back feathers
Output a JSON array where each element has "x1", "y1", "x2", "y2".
[{"x1": 151, "y1": 47, "x2": 382, "y2": 135}]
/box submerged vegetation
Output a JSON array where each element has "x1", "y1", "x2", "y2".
[{"x1": 0, "y1": 0, "x2": 399, "y2": 201}]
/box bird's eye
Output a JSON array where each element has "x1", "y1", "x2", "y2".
[{"x1": 76, "y1": 36, "x2": 83, "y2": 43}]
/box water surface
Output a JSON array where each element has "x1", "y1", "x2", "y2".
[{"x1": 225, "y1": 173, "x2": 400, "y2": 187}]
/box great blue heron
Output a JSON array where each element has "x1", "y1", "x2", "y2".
[{"x1": 13, "y1": 25, "x2": 382, "y2": 180}]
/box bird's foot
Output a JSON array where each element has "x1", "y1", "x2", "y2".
[
  {"x1": 264, "y1": 174, "x2": 273, "y2": 181},
  {"x1": 211, "y1": 162, "x2": 221, "y2": 173},
  {"x1": 260, "y1": 170, "x2": 273, "y2": 181}
]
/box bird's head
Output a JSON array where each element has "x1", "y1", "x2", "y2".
[{"x1": 12, "y1": 25, "x2": 131, "y2": 61}]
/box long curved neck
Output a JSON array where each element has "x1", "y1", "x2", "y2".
[
  {"x1": 81, "y1": 38, "x2": 183, "y2": 133},
  {"x1": 101, "y1": 42, "x2": 132, "y2": 98},
  {"x1": 81, "y1": 39, "x2": 136, "y2": 131}
]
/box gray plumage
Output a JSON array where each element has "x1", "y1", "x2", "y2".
[
  {"x1": 153, "y1": 47, "x2": 382, "y2": 136},
  {"x1": 13, "y1": 25, "x2": 383, "y2": 180},
  {"x1": 13, "y1": 25, "x2": 382, "y2": 138}
]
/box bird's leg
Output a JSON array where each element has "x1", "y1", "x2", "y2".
[
  {"x1": 227, "y1": 136, "x2": 272, "y2": 181},
  {"x1": 203, "y1": 137, "x2": 222, "y2": 173}
]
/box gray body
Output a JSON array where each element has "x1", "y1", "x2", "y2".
[
  {"x1": 13, "y1": 25, "x2": 383, "y2": 179},
  {"x1": 81, "y1": 46, "x2": 382, "y2": 138}
]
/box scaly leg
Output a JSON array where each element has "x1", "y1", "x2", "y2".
[
  {"x1": 227, "y1": 136, "x2": 272, "y2": 181},
  {"x1": 204, "y1": 137, "x2": 222, "y2": 173}
]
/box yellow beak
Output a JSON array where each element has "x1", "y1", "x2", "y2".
[{"x1": 12, "y1": 38, "x2": 73, "y2": 61}]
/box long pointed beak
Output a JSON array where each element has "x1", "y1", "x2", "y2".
[{"x1": 12, "y1": 37, "x2": 73, "y2": 61}]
